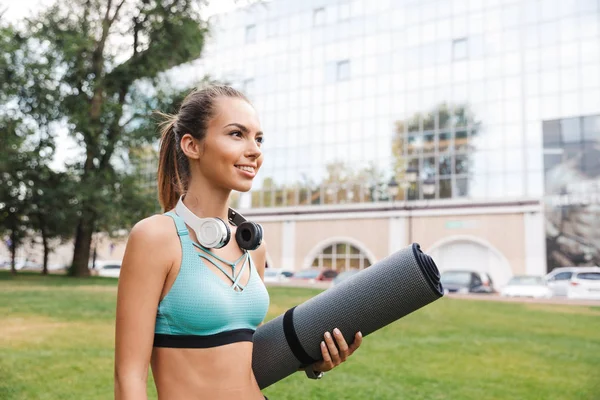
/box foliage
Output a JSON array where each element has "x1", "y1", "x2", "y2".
[{"x1": 14, "y1": 0, "x2": 211, "y2": 275}]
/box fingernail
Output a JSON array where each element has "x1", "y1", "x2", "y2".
[
  {"x1": 321, "y1": 341, "x2": 326, "y2": 347},
  {"x1": 334, "y1": 328, "x2": 341, "y2": 335},
  {"x1": 325, "y1": 331, "x2": 331, "y2": 339},
  {"x1": 358, "y1": 331, "x2": 363, "y2": 337}
]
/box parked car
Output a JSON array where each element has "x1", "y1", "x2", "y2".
[
  {"x1": 440, "y1": 270, "x2": 495, "y2": 294},
  {"x1": 291, "y1": 268, "x2": 338, "y2": 283},
  {"x1": 93, "y1": 260, "x2": 122, "y2": 278},
  {"x1": 263, "y1": 268, "x2": 294, "y2": 283},
  {"x1": 544, "y1": 266, "x2": 600, "y2": 297},
  {"x1": 500, "y1": 275, "x2": 552, "y2": 298},
  {"x1": 1, "y1": 258, "x2": 41, "y2": 270},
  {"x1": 566, "y1": 268, "x2": 600, "y2": 300},
  {"x1": 332, "y1": 269, "x2": 361, "y2": 286}
]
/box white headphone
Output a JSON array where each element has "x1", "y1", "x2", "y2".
[{"x1": 175, "y1": 195, "x2": 263, "y2": 250}]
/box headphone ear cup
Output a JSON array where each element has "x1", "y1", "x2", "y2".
[
  {"x1": 235, "y1": 221, "x2": 263, "y2": 250},
  {"x1": 197, "y1": 217, "x2": 230, "y2": 249}
]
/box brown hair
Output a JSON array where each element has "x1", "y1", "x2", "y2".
[{"x1": 157, "y1": 85, "x2": 249, "y2": 212}]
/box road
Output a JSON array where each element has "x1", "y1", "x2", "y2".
[{"x1": 266, "y1": 281, "x2": 600, "y2": 307}]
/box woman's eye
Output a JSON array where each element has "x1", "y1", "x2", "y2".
[
  {"x1": 256, "y1": 136, "x2": 264, "y2": 145},
  {"x1": 230, "y1": 131, "x2": 243, "y2": 138}
]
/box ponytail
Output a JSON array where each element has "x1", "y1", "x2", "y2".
[{"x1": 157, "y1": 113, "x2": 185, "y2": 212}]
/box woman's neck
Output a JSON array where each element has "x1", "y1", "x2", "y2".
[{"x1": 183, "y1": 182, "x2": 231, "y2": 221}]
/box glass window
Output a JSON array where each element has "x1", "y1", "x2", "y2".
[
  {"x1": 439, "y1": 154, "x2": 452, "y2": 175},
  {"x1": 311, "y1": 242, "x2": 372, "y2": 271},
  {"x1": 423, "y1": 156, "x2": 436, "y2": 177},
  {"x1": 552, "y1": 272, "x2": 572, "y2": 281},
  {"x1": 455, "y1": 154, "x2": 469, "y2": 174},
  {"x1": 339, "y1": 2, "x2": 351, "y2": 21},
  {"x1": 314, "y1": 7, "x2": 326, "y2": 26},
  {"x1": 243, "y1": 78, "x2": 255, "y2": 98},
  {"x1": 245, "y1": 24, "x2": 257, "y2": 44},
  {"x1": 336, "y1": 60, "x2": 350, "y2": 81},
  {"x1": 583, "y1": 115, "x2": 600, "y2": 141},
  {"x1": 407, "y1": 134, "x2": 422, "y2": 155},
  {"x1": 456, "y1": 177, "x2": 468, "y2": 197},
  {"x1": 582, "y1": 148, "x2": 600, "y2": 176},
  {"x1": 439, "y1": 178, "x2": 452, "y2": 198},
  {"x1": 452, "y1": 37, "x2": 468, "y2": 60},
  {"x1": 542, "y1": 120, "x2": 561, "y2": 147},
  {"x1": 455, "y1": 128, "x2": 468, "y2": 152},
  {"x1": 560, "y1": 117, "x2": 582, "y2": 143}
]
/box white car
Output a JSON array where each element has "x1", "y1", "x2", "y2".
[
  {"x1": 263, "y1": 268, "x2": 293, "y2": 283},
  {"x1": 567, "y1": 268, "x2": 600, "y2": 300},
  {"x1": 500, "y1": 275, "x2": 552, "y2": 299},
  {"x1": 545, "y1": 266, "x2": 599, "y2": 297},
  {"x1": 93, "y1": 260, "x2": 122, "y2": 278}
]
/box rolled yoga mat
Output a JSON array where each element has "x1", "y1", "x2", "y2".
[{"x1": 252, "y1": 243, "x2": 444, "y2": 389}]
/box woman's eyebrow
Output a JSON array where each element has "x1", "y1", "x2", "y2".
[{"x1": 224, "y1": 123, "x2": 263, "y2": 136}]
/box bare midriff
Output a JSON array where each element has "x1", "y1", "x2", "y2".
[{"x1": 151, "y1": 342, "x2": 265, "y2": 400}]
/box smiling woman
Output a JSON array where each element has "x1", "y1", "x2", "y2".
[{"x1": 114, "y1": 85, "x2": 362, "y2": 400}]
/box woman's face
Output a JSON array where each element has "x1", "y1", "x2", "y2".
[{"x1": 196, "y1": 96, "x2": 264, "y2": 192}]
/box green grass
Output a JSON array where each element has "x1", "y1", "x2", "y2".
[{"x1": 1, "y1": 271, "x2": 599, "y2": 400}]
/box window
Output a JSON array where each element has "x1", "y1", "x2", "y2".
[
  {"x1": 243, "y1": 78, "x2": 255, "y2": 98},
  {"x1": 577, "y1": 272, "x2": 600, "y2": 280},
  {"x1": 267, "y1": 19, "x2": 278, "y2": 37},
  {"x1": 452, "y1": 38, "x2": 468, "y2": 61},
  {"x1": 310, "y1": 242, "x2": 373, "y2": 271},
  {"x1": 313, "y1": 7, "x2": 326, "y2": 26},
  {"x1": 552, "y1": 272, "x2": 572, "y2": 281},
  {"x1": 339, "y1": 3, "x2": 351, "y2": 21},
  {"x1": 336, "y1": 60, "x2": 351, "y2": 81},
  {"x1": 245, "y1": 24, "x2": 256, "y2": 43}
]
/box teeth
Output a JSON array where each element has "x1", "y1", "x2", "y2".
[{"x1": 236, "y1": 165, "x2": 255, "y2": 173}]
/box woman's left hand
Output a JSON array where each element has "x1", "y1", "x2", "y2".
[{"x1": 310, "y1": 328, "x2": 363, "y2": 372}]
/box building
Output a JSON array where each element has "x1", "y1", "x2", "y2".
[
  {"x1": 6, "y1": 1, "x2": 597, "y2": 287},
  {"x1": 188, "y1": 0, "x2": 600, "y2": 288}
]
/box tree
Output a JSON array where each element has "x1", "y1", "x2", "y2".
[
  {"x1": 26, "y1": 165, "x2": 77, "y2": 275},
  {"x1": 21, "y1": 0, "x2": 210, "y2": 276},
  {"x1": 0, "y1": 118, "x2": 31, "y2": 275}
]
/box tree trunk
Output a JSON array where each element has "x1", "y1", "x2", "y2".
[
  {"x1": 71, "y1": 209, "x2": 95, "y2": 277},
  {"x1": 10, "y1": 230, "x2": 17, "y2": 276},
  {"x1": 41, "y1": 227, "x2": 49, "y2": 276}
]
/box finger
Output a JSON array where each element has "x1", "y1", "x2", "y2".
[
  {"x1": 324, "y1": 331, "x2": 341, "y2": 365},
  {"x1": 349, "y1": 331, "x2": 363, "y2": 355},
  {"x1": 333, "y1": 328, "x2": 349, "y2": 361},
  {"x1": 319, "y1": 340, "x2": 333, "y2": 369}
]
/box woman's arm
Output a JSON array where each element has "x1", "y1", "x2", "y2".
[{"x1": 114, "y1": 216, "x2": 174, "y2": 400}]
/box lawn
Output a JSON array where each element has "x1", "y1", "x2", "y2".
[{"x1": 1, "y1": 271, "x2": 599, "y2": 400}]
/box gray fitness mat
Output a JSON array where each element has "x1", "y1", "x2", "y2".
[{"x1": 252, "y1": 243, "x2": 444, "y2": 389}]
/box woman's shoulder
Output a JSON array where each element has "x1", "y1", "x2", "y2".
[{"x1": 128, "y1": 213, "x2": 180, "y2": 246}]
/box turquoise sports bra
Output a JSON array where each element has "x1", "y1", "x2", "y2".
[{"x1": 153, "y1": 212, "x2": 270, "y2": 348}]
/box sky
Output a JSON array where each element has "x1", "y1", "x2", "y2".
[
  {"x1": 3, "y1": 0, "x2": 244, "y2": 170},
  {"x1": 3, "y1": 0, "x2": 243, "y2": 20}
]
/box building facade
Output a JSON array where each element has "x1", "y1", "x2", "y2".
[{"x1": 184, "y1": 0, "x2": 600, "y2": 288}]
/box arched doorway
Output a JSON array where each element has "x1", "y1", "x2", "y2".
[
  {"x1": 428, "y1": 236, "x2": 513, "y2": 288},
  {"x1": 303, "y1": 237, "x2": 377, "y2": 272}
]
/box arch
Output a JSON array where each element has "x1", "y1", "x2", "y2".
[
  {"x1": 427, "y1": 235, "x2": 514, "y2": 288},
  {"x1": 302, "y1": 236, "x2": 378, "y2": 270}
]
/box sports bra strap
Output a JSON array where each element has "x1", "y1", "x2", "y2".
[{"x1": 164, "y1": 211, "x2": 189, "y2": 237}]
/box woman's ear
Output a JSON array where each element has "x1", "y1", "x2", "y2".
[{"x1": 180, "y1": 133, "x2": 202, "y2": 160}]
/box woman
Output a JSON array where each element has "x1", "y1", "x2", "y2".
[{"x1": 114, "y1": 85, "x2": 363, "y2": 400}]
